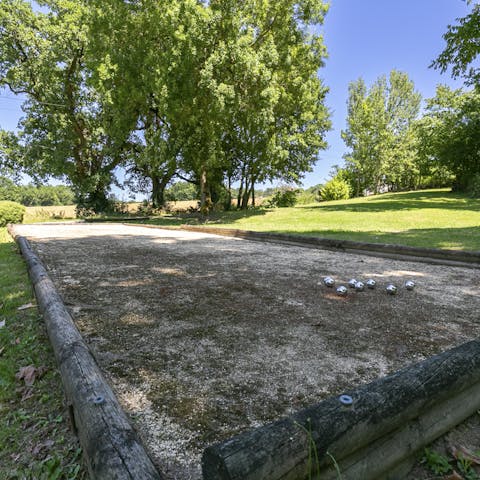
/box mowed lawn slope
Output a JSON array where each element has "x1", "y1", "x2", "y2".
[{"x1": 150, "y1": 189, "x2": 480, "y2": 251}]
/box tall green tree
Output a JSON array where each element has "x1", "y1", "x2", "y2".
[
  {"x1": 207, "y1": 0, "x2": 331, "y2": 209},
  {"x1": 416, "y1": 85, "x2": 480, "y2": 193},
  {"x1": 0, "y1": 0, "x2": 135, "y2": 212},
  {"x1": 342, "y1": 70, "x2": 421, "y2": 195}
]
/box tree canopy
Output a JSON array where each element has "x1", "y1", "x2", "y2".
[
  {"x1": 0, "y1": 0, "x2": 331, "y2": 212},
  {"x1": 431, "y1": 1, "x2": 480, "y2": 87},
  {"x1": 0, "y1": 0, "x2": 136, "y2": 212}
]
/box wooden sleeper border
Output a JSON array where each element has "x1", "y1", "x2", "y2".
[
  {"x1": 202, "y1": 339, "x2": 480, "y2": 479},
  {"x1": 176, "y1": 225, "x2": 480, "y2": 269},
  {"x1": 8, "y1": 225, "x2": 162, "y2": 480}
]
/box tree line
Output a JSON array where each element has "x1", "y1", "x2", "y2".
[
  {"x1": 0, "y1": 1, "x2": 478, "y2": 212},
  {"x1": 330, "y1": 2, "x2": 480, "y2": 199},
  {"x1": 336, "y1": 73, "x2": 480, "y2": 199},
  {"x1": 0, "y1": 176, "x2": 75, "y2": 206}
]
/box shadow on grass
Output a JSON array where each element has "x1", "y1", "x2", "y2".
[
  {"x1": 303, "y1": 191, "x2": 480, "y2": 213},
  {"x1": 271, "y1": 226, "x2": 480, "y2": 251},
  {"x1": 143, "y1": 207, "x2": 268, "y2": 227}
]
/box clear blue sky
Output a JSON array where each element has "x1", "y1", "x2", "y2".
[{"x1": 0, "y1": 0, "x2": 472, "y2": 191}]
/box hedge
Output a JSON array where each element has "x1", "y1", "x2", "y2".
[{"x1": 0, "y1": 201, "x2": 26, "y2": 227}]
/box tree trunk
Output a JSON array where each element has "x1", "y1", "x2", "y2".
[
  {"x1": 237, "y1": 170, "x2": 245, "y2": 209},
  {"x1": 199, "y1": 168, "x2": 211, "y2": 213},
  {"x1": 241, "y1": 178, "x2": 250, "y2": 210},
  {"x1": 225, "y1": 174, "x2": 232, "y2": 211},
  {"x1": 151, "y1": 176, "x2": 164, "y2": 209}
]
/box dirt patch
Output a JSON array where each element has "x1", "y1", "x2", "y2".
[{"x1": 14, "y1": 223, "x2": 480, "y2": 479}]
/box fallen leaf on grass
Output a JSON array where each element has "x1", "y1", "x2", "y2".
[
  {"x1": 0, "y1": 346, "x2": 4, "y2": 356},
  {"x1": 32, "y1": 439, "x2": 55, "y2": 456},
  {"x1": 15, "y1": 365, "x2": 47, "y2": 387},
  {"x1": 17, "y1": 303, "x2": 36, "y2": 311},
  {"x1": 10, "y1": 453, "x2": 21, "y2": 462},
  {"x1": 0, "y1": 319, "x2": 5, "y2": 328},
  {"x1": 449, "y1": 444, "x2": 480, "y2": 465}
]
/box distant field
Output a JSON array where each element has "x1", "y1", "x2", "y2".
[
  {"x1": 145, "y1": 189, "x2": 480, "y2": 251},
  {"x1": 24, "y1": 205, "x2": 77, "y2": 223},
  {"x1": 23, "y1": 201, "x2": 199, "y2": 222}
]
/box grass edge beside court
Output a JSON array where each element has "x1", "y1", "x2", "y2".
[{"x1": 0, "y1": 227, "x2": 85, "y2": 479}]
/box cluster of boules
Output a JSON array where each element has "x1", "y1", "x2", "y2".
[{"x1": 323, "y1": 276, "x2": 416, "y2": 297}]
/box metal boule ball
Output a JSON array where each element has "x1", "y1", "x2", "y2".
[
  {"x1": 323, "y1": 276, "x2": 335, "y2": 287},
  {"x1": 405, "y1": 280, "x2": 415, "y2": 290},
  {"x1": 336, "y1": 286, "x2": 348, "y2": 296},
  {"x1": 366, "y1": 279, "x2": 376, "y2": 289},
  {"x1": 348, "y1": 278, "x2": 357, "y2": 288},
  {"x1": 355, "y1": 281, "x2": 365, "y2": 292},
  {"x1": 386, "y1": 284, "x2": 397, "y2": 295}
]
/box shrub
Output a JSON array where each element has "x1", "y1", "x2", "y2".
[
  {"x1": 165, "y1": 182, "x2": 198, "y2": 201},
  {"x1": 0, "y1": 201, "x2": 26, "y2": 226},
  {"x1": 320, "y1": 178, "x2": 351, "y2": 201},
  {"x1": 296, "y1": 190, "x2": 318, "y2": 205},
  {"x1": 266, "y1": 188, "x2": 299, "y2": 207}
]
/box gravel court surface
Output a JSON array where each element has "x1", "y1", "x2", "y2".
[{"x1": 14, "y1": 223, "x2": 480, "y2": 479}]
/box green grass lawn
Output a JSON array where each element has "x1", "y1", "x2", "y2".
[
  {"x1": 0, "y1": 228, "x2": 85, "y2": 479},
  {"x1": 146, "y1": 189, "x2": 480, "y2": 251}
]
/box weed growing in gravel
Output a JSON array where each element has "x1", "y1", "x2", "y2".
[
  {"x1": 422, "y1": 448, "x2": 452, "y2": 475},
  {"x1": 295, "y1": 418, "x2": 344, "y2": 480}
]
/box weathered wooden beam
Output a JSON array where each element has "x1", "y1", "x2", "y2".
[
  {"x1": 202, "y1": 339, "x2": 480, "y2": 480},
  {"x1": 8, "y1": 225, "x2": 162, "y2": 480},
  {"x1": 173, "y1": 225, "x2": 480, "y2": 268}
]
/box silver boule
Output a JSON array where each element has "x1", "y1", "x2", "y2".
[
  {"x1": 405, "y1": 280, "x2": 415, "y2": 290},
  {"x1": 323, "y1": 276, "x2": 335, "y2": 287},
  {"x1": 348, "y1": 278, "x2": 357, "y2": 288},
  {"x1": 355, "y1": 281, "x2": 365, "y2": 291},
  {"x1": 386, "y1": 284, "x2": 398, "y2": 295},
  {"x1": 366, "y1": 279, "x2": 376, "y2": 289},
  {"x1": 336, "y1": 286, "x2": 348, "y2": 296}
]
